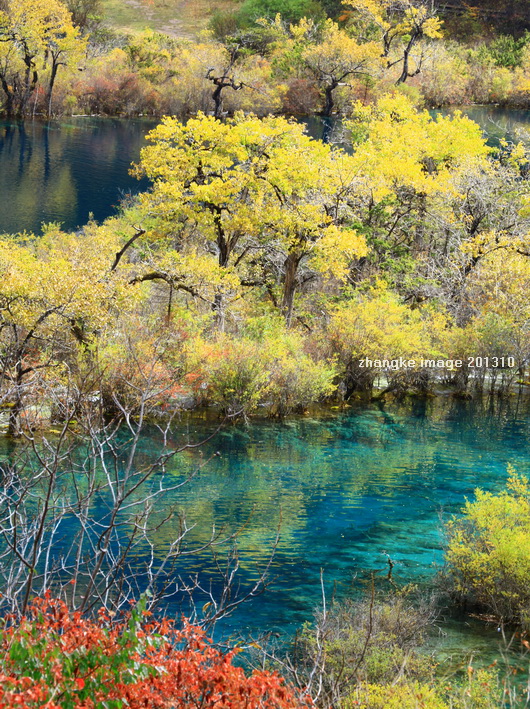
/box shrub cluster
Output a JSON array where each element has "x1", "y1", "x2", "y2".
[{"x1": 0, "y1": 593, "x2": 307, "y2": 708}]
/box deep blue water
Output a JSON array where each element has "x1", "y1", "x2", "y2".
[
  {"x1": 0, "y1": 118, "x2": 154, "y2": 234},
  {"x1": 1, "y1": 107, "x2": 529, "y2": 236}
]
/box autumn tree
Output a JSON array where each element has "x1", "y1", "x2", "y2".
[
  {"x1": 343, "y1": 0, "x2": 443, "y2": 84},
  {"x1": 401, "y1": 140, "x2": 530, "y2": 324},
  {"x1": 205, "y1": 43, "x2": 247, "y2": 118},
  {"x1": 446, "y1": 473, "x2": 530, "y2": 625},
  {"x1": 302, "y1": 19, "x2": 380, "y2": 115},
  {"x1": 325, "y1": 283, "x2": 446, "y2": 396},
  {"x1": 0, "y1": 0, "x2": 85, "y2": 118},
  {"x1": 134, "y1": 113, "x2": 367, "y2": 328},
  {"x1": 341, "y1": 94, "x2": 490, "y2": 294},
  {"x1": 0, "y1": 223, "x2": 133, "y2": 434}
]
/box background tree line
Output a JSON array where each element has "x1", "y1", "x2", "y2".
[{"x1": 1, "y1": 0, "x2": 530, "y2": 119}]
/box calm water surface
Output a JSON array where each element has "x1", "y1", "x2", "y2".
[
  {"x1": 1, "y1": 107, "x2": 529, "y2": 235},
  {"x1": 120, "y1": 396, "x2": 530, "y2": 664},
  {"x1": 0, "y1": 118, "x2": 154, "y2": 234},
  {"x1": 0, "y1": 361, "x2": 529, "y2": 664}
]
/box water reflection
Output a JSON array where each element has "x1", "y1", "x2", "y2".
[
  {"x1": 1, "y1": 109, "x2": 530, "y2": 235},
  {"x1": 0, "y1": 118, "x2": 154, "y2": 234},
  {"x1": 115, "y1": 396, "x2": 530, "y2": 638},
  {"x1": 438, "y1": 105, "x2": 530, "y2": 146},
  {"x1": 1, "y1": 396, "x2": 529, "y2": 663}
]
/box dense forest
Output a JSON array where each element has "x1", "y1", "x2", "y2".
[{"x1": 1, "y1": 0, "x2": 530, "y2": 707}]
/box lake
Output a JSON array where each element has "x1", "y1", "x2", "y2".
[
  {"x1": 122, "y1": 396, "x2": 530, "y2": 665},
  {"x1": 0, "y1": 118, "x2": 154, "y2": 235},
  {"x1": 1, "y1": 395, "x2": 528, "y2": 664},
  {"x1": 1, "y1": 107, "x2": 529, "y2": 235}
]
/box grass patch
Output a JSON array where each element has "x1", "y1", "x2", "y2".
[{"x1": 100, "y1": 0, "x2": 240, "y2": 37}]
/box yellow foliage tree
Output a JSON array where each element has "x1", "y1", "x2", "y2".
[
  {"x1": 0, "y1": 223, "x2": 133, "y2": 433},
  {"x1": 0, "y1": 0, "x2": 85, "y2": 117},
  {"x1": 134, "y1": 113, "x2": 367, "y2": 327},
  {"x1": 326, "y1": 283, "x2": 447, "y2": 396},
  {"x1": 343, "y1": 0, "x2": 443, "y2": 84},
  {"x1": 446, "y1": 473, "x2": 530, "y2": 625},
  {"x1": 301, "y1": 19, "x2": 380, "y2": 115},
  {"x1": 347, "y1": 94, "x2": 490, "y2": 199}
]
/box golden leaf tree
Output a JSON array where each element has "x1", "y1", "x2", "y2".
[
  {"x1": 343, "y1": 0, "x2": 442, "y2": 84},
  {"x1": 302, "y1": 19, "x2": 380, "y2": 115},
  {"x1": 0, "y1": 0, "x2": 85, "y2": 117},
  {"x1": 134, "y1": 113, "x2": 367, "y2": 328}
]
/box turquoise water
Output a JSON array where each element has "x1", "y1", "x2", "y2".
[
  {"x1": 2, "y1": 390, "x2": 530, "y2": 666},
  {"x1": 130, "y1": 395, "x2": 530, "y2": 661}
]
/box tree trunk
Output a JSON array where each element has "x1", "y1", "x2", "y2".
[
  {"x1": 21, "y1": 53, "x2": 38, "y2": 117},
  {"x1": 46, "y1": 60, "x2": 60, "y2": 118},
  {"x1": 323, "y1": 81, "x2": 337, "y2": 117},
  {"x1": 8, "y1": 363, "x2": 25, "y2": 437},
  {"x1": 281, "y1": 252, "x2": 301, "y2": 327},
  {"x1": 396, "y1": 33, "x2": 419, "y2": 85},
  {"x1": 396, "y1": 47, "x2": 411, "y2": 84},
  {"x1": 213, "y1": 226, "x2": 230, "y2": 331},
  {"x1": 213, "y1": 293, "x2": 225, "y2": 332},
  {"x1": 212, "y1": 84, "x2": 224, "y2": 119}
]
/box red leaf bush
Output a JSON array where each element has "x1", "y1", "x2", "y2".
[{"x1": 0, "y1": 594, "x2": 309, "y2": 709}]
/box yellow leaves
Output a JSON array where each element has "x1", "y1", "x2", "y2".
[
  {"x1": 0, "y1": 223, "x2": 135, "y2": 336},
  {"x1": 137, "y1": 113, "x2": 369, "y2": 298},
  {"x1": 289, "y1": 16, "x2": 317, "y2": 40},
  {"x1": 302, "y1": 19, "x2": 381, "y2": 79},
  {"x1": 139, "y1": 249, "x2": 242, "y2": 304},
  {"x1": 351, "y1": 681, "x2": 448, "y2": 709},
  {"x1": 347, "y1": 94, "x2": 490, "y2": 199},
  {"x1": 308, "y1": 226, "x2": 367, "y2": 280},
  {"x1": 343, "y1": 0, "x2": 388, "y2": 26},
  {"x1": 328, "y1": 284, "x2": 444, "y2": 364},
  {"x1": 446, "y1": 472, "x2": 530, "y2": 624},
  {"x1": 1, "y1": 0, "x2": 84, "y2": 61},
  {"x1": 422, "y1": 15, "x2": 443, "y2": 38},
  {"x1": 344, "y1": 0, "x2": 442, "y2": 37}
]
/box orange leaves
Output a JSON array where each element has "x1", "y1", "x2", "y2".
[{"x1": 0, "y1": 595, "x2": 309, "y2": 709}]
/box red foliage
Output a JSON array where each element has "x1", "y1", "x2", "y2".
[
  {"x1": 0, "y1": 594, "x2": 310, "y2": 709},
  {"x1": 75, "y1": 73, "x2": 161, "y2": 115}
]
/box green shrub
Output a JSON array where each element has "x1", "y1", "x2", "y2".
[
  {"x1": 345, "y1": 681, "x2": 447, "y2": 708},
  {"x1": 488, "y1": 33, "x2": 530, "y2": 69},
  {"x1": 185, "y1": 327, "x2": 336, "y2": 417},
  {"x1": 292, "y1": 588, "x2": 438, "y2": 705},
  {"x1": 446, "y1": 473, "x2": 530, "y2": 625}
]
